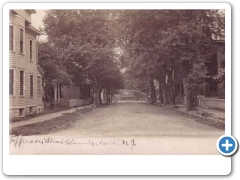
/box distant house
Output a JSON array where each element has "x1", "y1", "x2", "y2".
[
  {"x1": 52, "y1": 82, "x2": 93, "y2": 102},
  {"x1": 174, "y1": 40, "x2": 225, "y2": 109},
  {"x1": 50, "y1": 81, "x2": 93, "y2": 108},
  {"x1": 9, "y1": 9, "x2": 44, "y2": 118},
  {"x1": 117, "y1": 89, "x2": 148, "y2": 101}
]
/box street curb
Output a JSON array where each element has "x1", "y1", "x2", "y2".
[
  {"x1": 156, "y1": 104, "x2": 225, "y2": 128},
  {"x1": 177, "y1": 109, "x2": 225, "y2": 126}
]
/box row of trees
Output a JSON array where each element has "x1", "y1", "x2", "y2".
[
  {"x1": 39, "y1": 10, "x2": 124, "y2": 106},
  {"x1": 39, "y1": 10, "x2": 224, "y2": 110},
  {"x1": 117, "y1": 10, "x2": 224, "y2": 110}
]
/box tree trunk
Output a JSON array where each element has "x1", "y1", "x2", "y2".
[
  {"x1": 92, "y1": 77, "x2": 100, "y2": 106},
  {"x1": 110, "y1": 92, "x2": 113, "y2": 103},
  {"x1": 162, "y1": 69, "x2": 168, "y2": 104},
  {"x1": 147, "y1": 72, "x2": 156, "y2": 104},
  {"x1": 157, "y1": 78, "x2": 163, "y2": 104},
  {"x1": 109, "y1": 91, "x2": 112, "y2": 103},
  {"x1": 169, "y1": 69, "x2": 175, "y2": 105},
  {"x1": 182, "y1": 78, "x2": 193, "y2": 111},
  {"x1": 146, "y1": 69, "x2": 156, "y2": 104},
  {"x1": 50, "y1": 96, "x2": 54, "y2": 111},
  {"x1": 94, "y1": 87, "x2": 100, "y2": 106},
  {"x1": 204, "y1": 80, "x2": 210, "y2": 97},
  {"x1": 99, "y1": 89, "x2": 102, "y2": 105},
  {"x1": 106, "y1": 89, "x2": 109, "y2": 104},
  {"x1": 42, "y1": 82, "x2": 48, "y2": 103},
  {"x1": 79, "y1": 84, "x2": 82, "y2": 99}
]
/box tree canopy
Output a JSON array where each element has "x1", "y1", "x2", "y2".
[
  {"x1": 41, "y1": 10, "x2": 124, "y2": 105},
  {"x1": 39, "y1": 9, "x2": 224, "y2": 109},
  {"x1": 116, "y1": 10, "x2": 224, "y2": 109}
]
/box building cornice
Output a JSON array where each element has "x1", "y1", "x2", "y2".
[
  {"x1": 26, "y1": 25, "x2": 41, "y2": 36},
  {"x1": 26, "y1": 9, "x2": 36, "y2": 14}
]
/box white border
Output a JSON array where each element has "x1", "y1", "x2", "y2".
[{"x1": 3, "y1": 3, "x2": 231, "y2": 175}]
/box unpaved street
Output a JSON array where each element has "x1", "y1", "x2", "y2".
[
  {"x1": 51, "y1": 102, "x2": 223, "y2": 137},
  {"x1": 10, "y1": 102, "x2": 224, "y2": 155}
]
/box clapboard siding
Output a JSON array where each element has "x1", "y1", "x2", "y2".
[
  {"x1": 9, "y1": 10, "x2": 43, "y2": 118},
  {"x1": 12, "y1": 10, "x2": 32, "y2": 23}
]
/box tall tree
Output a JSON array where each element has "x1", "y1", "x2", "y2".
[
  {"x1": 117, "y1": 10, "x2": 224, "y2": 110},
  {"x1": 43, "y1": 10, "x2": 123, "y2": 106},
  {"x1": 38, "y1": 41, "x2": 71, "y2": 103}
]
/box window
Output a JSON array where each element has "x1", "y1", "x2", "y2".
[
  {"x1": 29, "y1": 107, "x2": 33, "y2": 114},
  {"x1": 36, "y1": 42, "x2": 38, "y2": 63},
  {"x1": 20, "y1": 70, "x2": 24, "y2": 95},
  {"x1": 19, "y1": 108, "x2": 24, "y2": 117},
  {"x1": 60, "y1": 83, "x2": 62, "y2": 98},
  {"x1": 38, "y1": 107, "x2": 41, "y2": 114},
  {"x1": 9, "y1": 25, "x2": 14, "y2": 50},
  {"x1": 20, "y1": 29, "x2": 24, "y2": 53},
  {"x1": 9, "y1": 69, "x2": 14, "y2": 95},
  {"x1": 30, "y1": 40, "x2": 32, "y2": 60},
  {"x1": 37, "y1": 76, "x2": 41, "y2": 96},
  {"x1": 30, "y1": 75, "x2": 33, "y2": 97}
]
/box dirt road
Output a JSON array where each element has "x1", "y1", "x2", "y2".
[{"x1": 10, "y1": 102, "x2": 224, "y2": 154}]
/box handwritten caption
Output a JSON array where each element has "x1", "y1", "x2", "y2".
[{"x1": 9, "y1": 136, "x2": 137, "y2": 150}]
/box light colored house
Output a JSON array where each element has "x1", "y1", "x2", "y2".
[
  {"x1": 173, "y1": 40, "x2": 225, "y2": 109},
  {"x1": 9, "y1": 9, "x2": 44, "y2": 118},
  {"x1": 50, "y1": 81, "x2": 93, "y2": 108}
]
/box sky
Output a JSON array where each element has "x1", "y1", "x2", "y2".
[
  {"x1": 31, "y1": 9, "x2": 47, "y2": 41},
  {"x1": 31, "y1": 9, "x2": 46, "y2": 30}
]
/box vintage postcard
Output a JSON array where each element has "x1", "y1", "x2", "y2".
[{"x1": 3, "y1": 2, "x2": 233, "y2": 175}]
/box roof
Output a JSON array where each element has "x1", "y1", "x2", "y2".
[
  {"x1": 26, "y1": 10, "x2": 36, "y2": 14},
  {"x1": 11, "y1": 9, "x2": 37, "y2": 25},
  {"x1": 26, "y1": 25, "x2": 41, "y2": 35}
]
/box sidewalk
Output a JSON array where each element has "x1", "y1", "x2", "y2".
[
  {"x1": 10, "y1": 104, "x2": 94, "y2": 129},
  {"x1": 157, "y1": 104, "x2": 225, "y2": 128},
  {"x1": 176, "y1": 105, "x2": 225, "y2": 120}
]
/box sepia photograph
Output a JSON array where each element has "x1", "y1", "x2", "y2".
[{"x1": 8, "y1": 7, "x2": 226, "y2": 155}]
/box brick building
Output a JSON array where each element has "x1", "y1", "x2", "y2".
[{"x1": 9, "y1": 9, "x2": 44, "y2": 118}]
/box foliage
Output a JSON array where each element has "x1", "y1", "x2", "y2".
[
  {"x1": 122, "y1": 68, "x2": 149, "y2": 92},
  {"x1": 42, "y1": 10, "x2": 124, "y2": 105},
  {"x1": 38, "y1": 41, "x2": 72, "y2": 101},
  {"x1": 40, "y1": 9, "x2": 224, "y2": 108},
  {"x1": 116, "y1": 10, "x2": 224, "y2": 109}
]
